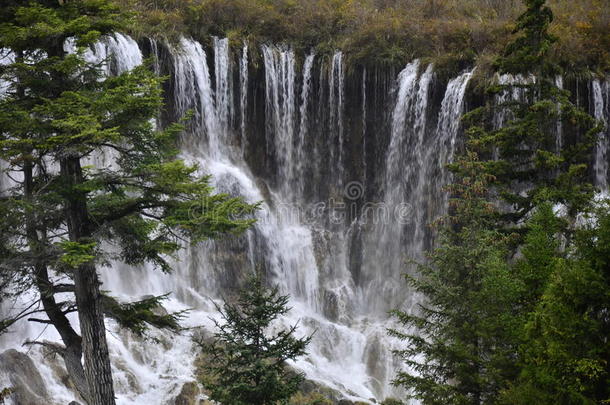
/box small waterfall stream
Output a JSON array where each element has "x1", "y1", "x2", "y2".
[
  {"x1": 592, "y1": 79, "x2": 609, "y2": 191},
  {"x1": 1, "y1": 34, "x2": 609, "y2": 405}
]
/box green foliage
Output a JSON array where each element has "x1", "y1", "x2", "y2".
[
  {"x1": 0, "y1": 0, "x2": 258, "y2": 279},
  {"x1": 102, "y1": 293, "x2": 186, "y2": 337},
  {"x1": 380, "y1": 398, "x2": 404, "y2": 405},
  {"x1": 59, "y1": 241, "x2": 97, "y2": 268},
  {"x1": 199, "y1": 273, "x2": 311, "y2": 405},
  {"x1": 496, "y1": 0, "x2": 557, "y2": 75},
  {"x1": 462, "y1": 0, "x2": 600, "y2": 224},
  {"x1": 393, "y1": 2, "x2": 608, "y2": 404},
  {"x1": 390, "y1": 152, "x2": 524, "y2": 405},
  {"x1": 513, "y1": 203, "x2": 563, "y2": 304},
  {"x1": 501, "y1": 202, "x2": 610, "y2": 405}
]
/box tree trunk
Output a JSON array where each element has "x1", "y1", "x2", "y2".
[
  {"x1": 24, "y1": 159, "x2": 91, "y2": 402},
  {"x1": 34, "y1": 265, "x2": 91, "y2": 404},
  {"x1": 60, "y1": 157, "x2": 116, "y2": 405}
]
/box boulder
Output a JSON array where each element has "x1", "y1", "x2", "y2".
[
  {"x1": 173, "y1": 381, "x2": 200, "y2": 405},
  {"x1": 0, "y1": 349, "x2": 50, "y2": 405}
]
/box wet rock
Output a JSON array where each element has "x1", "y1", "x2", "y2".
[
  {"x1": 363, "y1": 333, "x2": 388, "y2": 396},
  {"x1": 322, "y1": 289, "x2": 340, "y2": 321},
  {"x1": 173, "y1": 381, "x2": 200, "y2": 405},
  {"x1": 298, "y1": 378, "x2": 343, "y2": 403},
  {"x1": 40, "y1": 347, "x2": 76, "y2": 393},
  {"x1": 0, "y1": 349, "x2": 49, "y2": 405}
]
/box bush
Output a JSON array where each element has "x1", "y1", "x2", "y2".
[{"x1": 119, "y1": 0, "x2": 608, "y2": 76}]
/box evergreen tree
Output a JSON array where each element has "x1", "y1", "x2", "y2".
[
  {"x1": 463, "y1": 0, "x2": 600, "y2": 223},
  {"x1": 503, "y1": 203, "x2": 610, "y2": 405},
  {"x1": 199, "y1": 273, "x2": 311, "y2": 405},
  {"x1": 391, "y1": 1, "x2": 606, "y2": 404},
  {"x1": 0, "y1": 1, "x2": 256, "y2": 404},
  {"x1": 390, "y1": 152, "x2": 523, "y2": 404}
]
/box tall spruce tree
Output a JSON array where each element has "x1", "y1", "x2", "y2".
[
  {"x1": 392, "y1": 1, "x2": 605, "y2": 403},
  {"x1": 199, "y1": 273, "x2": 311, "y2": 405},
  {"x1": 390, "y1": 152, "x2": 523, "y2": 404},
  {"x1": 463, "y1": 0, "x2": 600, "y2": 223},
  {"x1": 0, "y1": 1, "x2": 256, "y2": 404},
  {"x1": 503, "y1": 202, "x2": 610, "y2": 405}
]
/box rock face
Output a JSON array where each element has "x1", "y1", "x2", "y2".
[
  {"x1": 173, "y1": 381, "x2": 213, "y2": 405},
  {"x1": 0, "y1": 349, "x2": 50, "y2": 405}
]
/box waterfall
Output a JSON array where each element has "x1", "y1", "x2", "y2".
[
  {"x1": 362, "y1": 68, "x2": 368, "y2": 185},
  {"x1": 362, "y1": 61, "x2": 434, "y2": 318},
  {"x1": 239, "y1": 42, "x2": 248, "y2": 152},
  {"x1": 329, "y1": 52, "x2": 345, "y2": 183},
  {"x1": 3, "y1": 32, "x2": 608, "y2": 405},
  {"x1": 417, "y1": 68, "x2": 474, "y2": 230},
  {"x1": 106, "y1": 33, "x2": 143, "y2": 73},
  {"x1": 262, "y1": 44, "x2": 297, "y2": 196},
  {"x1": 555, "y1": 75, "x2": 564, "y2": 152},
  {"x1": 92, "y1": 33, "x2": 143, "y2": 170},
  {"x1": 434, "y1": 69, "x2": 474, "y2": 189},
  {"x1": 0, "y1": 50, "x2": 15, "y2": 193},
  {"x1": 404, "y1": 64, "x2": 435, "y2": 259},
  {"x1": 0, "y1": 50, "x2": 13, "y2": 96},
  {"x1": 385, "y1": 60, "x2": 421, "y2": 195},
  {"x1": 592, "y1": 79, "x2": 608, "y2": 191},
  {"x1": 296, "y1": 52, "x2": 315, "y2": 199},
  {"x1": 172, "y1": 38, "x2": 220, "y2": 158},
  {"x1": 213, "y1": 37, "x2": 233, "y2": 139}
]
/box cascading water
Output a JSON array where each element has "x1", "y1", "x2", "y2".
[
  {"x1": 239, "y1": 42, "x2": 248, "y2": 152},
  {"x1": 592, "y1": 79, "x2": 609, "y2": 191},
  {"x1": 295, "y1": 52, "x2": 315, "y2": 200},
  {"x1": 213, "y1": 37, "x2": 233, "y2": 140},
  {"x1": 555, "y1": 75, "x2": 564, "y2": 152},
  {"x1": 329, "y1": 51, "x2": 345, "y2": 185},
  {"x1": 2, "y1": 32, "x2": 608, "y2": 405},
  {"x1": 262, "y1": 44, "x2": 297, "y2": 197},
  {"x1": 171, "y1": 38, "x2": 220, "y2": 158}
]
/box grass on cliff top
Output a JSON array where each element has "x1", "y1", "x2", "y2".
[{"x1": 119, "y1": 0, "x2": 609, "y2": 75}]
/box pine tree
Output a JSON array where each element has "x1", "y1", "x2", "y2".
[
  {"x1": 390, "y1": 152, "x2": 524, "y2": 404},
  {"x1": 503, "y1": 202, "x2": 610, "y2": 405},
  {"x1": 0, "y1": 2, "x2": 256, "y2": 404},
  {"x1": 199, "y1": 273, "x2": 311, "y2": 405},
  {"x1": 391, "y1": 1, "x2": 606, "y2": 404},
  {"x1": 463, "y1": 0, "x2": 601, "y2": 223}
]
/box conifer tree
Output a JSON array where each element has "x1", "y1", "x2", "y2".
[
  {"x1": 391, "y1": 1, "x2": 606, "y2": 404},
  {"x1": 503, "y1": 202, "x2": 610, "y2": 404},
  {"x1": 390, "y1": 152, "x2": 523, "y2": 404},
  {"x1": 463, "y1": 0, "x2": 600, "y2": 223},
  {"x1": 0, "y1": 1, "x2": 256, "y2": 404},
  {"x1": 199, "y1": 273, "x2": 311, "y2": 405}
]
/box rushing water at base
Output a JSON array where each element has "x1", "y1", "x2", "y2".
[{"x1": 1, "y1": 34, "x2": 609, "y2": 405}]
